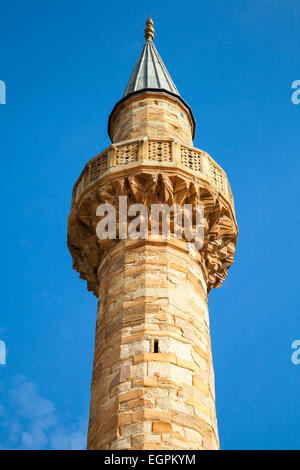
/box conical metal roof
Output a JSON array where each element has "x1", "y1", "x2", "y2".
[
  {"x1": 123, "y1": 39, "x2": 180, "y2": 98},
  {"x1": 108, "y1": 17, "x2": 196, "y2": 141}
]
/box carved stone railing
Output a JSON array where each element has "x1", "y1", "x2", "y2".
[{"x1": 71, "y1": 138, "x2": 234, "y2": 207}]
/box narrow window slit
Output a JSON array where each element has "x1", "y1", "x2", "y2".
[{"x1": 154, "y1": 339, "x2": 159, "y2": 353}]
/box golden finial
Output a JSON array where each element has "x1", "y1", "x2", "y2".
[{"x1": 144, "y1": 15, "x2": 155, "y2": 41}]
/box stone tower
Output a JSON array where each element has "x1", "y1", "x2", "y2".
[{"x1": 67, "y1": 17, "x2": 238, "y2": 450}]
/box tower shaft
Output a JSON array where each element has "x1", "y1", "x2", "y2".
[{"x1": 87, "y1": 239, "x2": 218, "y2": 450}]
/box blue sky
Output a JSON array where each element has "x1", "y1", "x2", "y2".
[{"x1": 0, "y1": 0, "x2": 299, "y2": 450}]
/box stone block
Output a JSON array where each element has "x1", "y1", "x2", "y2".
[
  {"x1": 119, "y1": 388, "x2": 143, "y2": 403},
  {"x1": 152, "y1": 422, "x2": 172, "y2": 433}
]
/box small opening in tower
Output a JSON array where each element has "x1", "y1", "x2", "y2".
[{"x1": 153, "y1": 339, "x2": 159, "y2": 353}]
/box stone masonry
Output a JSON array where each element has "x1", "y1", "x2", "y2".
[
  {"x1": 87, "y1": 238, "x2": 219, "y2": 450},
  {"x1": 67, "y1": 17, "x2": 238, "y2": 450},
  {"x1": 109, "y1": 92, "x2": 194, "y2": 147}
]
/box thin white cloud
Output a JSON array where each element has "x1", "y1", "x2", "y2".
[
  {"x1": 50, "y1": 416, "x2": 87, "y2": 450},
  {"x1": 0, "y1": 375, "x2": 87, "y2": 450}
]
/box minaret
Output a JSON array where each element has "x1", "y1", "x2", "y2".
[{"x1": 67, "y1": 17, "x2": 238, "y2": 450}]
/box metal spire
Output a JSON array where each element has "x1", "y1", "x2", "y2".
[
  {"x1": 123, "y1": 16, "x2": 179, "y2": 98},
  {"x1": 144, "y1": 15, "x2": 154, "y2": 41}
]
